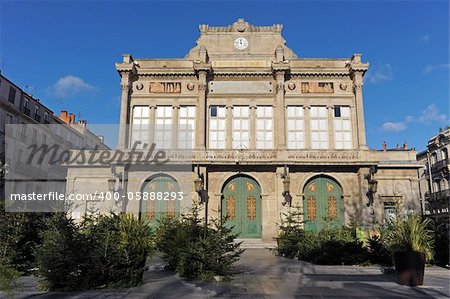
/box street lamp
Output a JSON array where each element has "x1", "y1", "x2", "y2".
[{"x1": 195, "y1": 173, "x2": 208, "y2": 205}]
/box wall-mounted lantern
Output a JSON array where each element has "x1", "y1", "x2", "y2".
[
  {"x1": 195, "y1": 172, "x2": 208, "y2": 205},
  {"x1": 282, "y1": 165, "x2": 292, "y2": 207},
  {"x1": 108, "y1": 164, "x2": 124, "y2": 193},
  {"x1": 365, "y1": 165, "x2": 378, "y2": 207}
]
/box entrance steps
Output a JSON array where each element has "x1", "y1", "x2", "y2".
[{"x1": 235, "y1": 238, "x2": 276, "y2": 249}]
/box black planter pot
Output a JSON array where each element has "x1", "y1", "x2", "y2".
[{"x1": 392, "y1": 251, "x2": 426, "y2": 286}]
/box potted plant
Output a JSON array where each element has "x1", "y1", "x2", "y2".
[{"x1": 384, "y1": 214, "x2": 434, "y2": 286}]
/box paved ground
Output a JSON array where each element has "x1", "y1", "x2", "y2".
[{"x1": 2, "y1": 249, "x2": 449, "y2": 299}]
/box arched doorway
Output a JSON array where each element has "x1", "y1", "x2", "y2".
[
  {"x1": 140, "y1": 175, "x2": 180, "y2": 225},
  {"x1": 221, "y1": 175, "x2": 262, "y2": 238},
  {"x1": 303, "y1": 176, "x2": 344, "y2": 231}
]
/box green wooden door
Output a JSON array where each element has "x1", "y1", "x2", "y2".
[
  {"x1": 303, "y1": 176, "x2": 343, "y2": 232},
  {"x1": 141, "y1": 176, "x2": 180, "y2": 226},
  {"x1": 222, "y1": 176, "x2": 262, "y2": 238}
]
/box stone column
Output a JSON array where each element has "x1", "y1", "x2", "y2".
[
  {"x1": 327, "y1": 105, "x2": 335, "y2": 150},
  {"x1": 172, "y1": 104, "x2": 179, "y2": 149},
  {"x1": 350, "y1": 105, "x2": 357, "y2": 149},
  {"x1": 304, "y1": 105, "x2": 311, "y2": 149},
  {"x1": 149, "y1": 105, "x2": 156, "y2": 144},
  {"x1": 275, "y1": 71, "x2": 286, "y2": 149},
  {"x1": 250, "y1": 104, "x2": 257, "y2": 149},
  {"x1": 353, "y1": 72, "x2": 367, "y2": 149},
  {"x1": 196, "y1": 71, "x2": 207, "y2": 149},
  {"x1": 118, "y1": 72, "x2": 131, "y2": 149},
  {"x1": 226, "y1": 104, "x2": 233, "y2": 149}
]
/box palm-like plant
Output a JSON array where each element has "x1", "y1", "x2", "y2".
[{"x1": 384, "y1": 214, "x2": 434, "y2": 261}]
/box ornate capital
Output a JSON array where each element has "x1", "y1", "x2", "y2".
[
  {"x1": 121, "y1": 84, "x2": 130, "y2": 91},
  {"x1": 276, "y1": 83, "x2": 285, "y2": 93},
  {"x1": 198, "y1": 83, "x2": 208, "y2": 91},
  {"x1": 353, "y1": 83, "x2": 363, "y2": 92}
]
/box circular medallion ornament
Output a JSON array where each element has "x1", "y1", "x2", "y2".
[
  {"x1": 234, "y1": 18, "x2": 247, "y2": 32},
  {"x1": 187, "y1": 83, "x2": 195, "y2": 91},
  {"x1": 339, "y1": 83, "x2": 348, "y2": 91},
  {"x1": 136, "y1": 83, "x2": 144, "y2": 91},
  {"x1": 288, "y1": 82, "x2": 296, "y2": 91}
]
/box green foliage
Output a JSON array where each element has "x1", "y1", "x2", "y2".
[
  {"x1": 275, "y1": 207, "x2": 392, "y2": 266},
  {"x1": 155, "y1": 204, "x2": 244, "y2": 281},
  {"x1": 384, "y1": 214, "x2": 434, "y2": 261},
  {"x1": 35, "y1": 213, "x2": 88, "y2": 291},
  {"x1": 35, "y1": 212, "x2": 153, "y2": 291},
  {"x1": 0, "y1": 201, "x2": 47, "y2": 273},
  {"x1": 0, "y1": 263, "x2": 21, "y2": 298}
]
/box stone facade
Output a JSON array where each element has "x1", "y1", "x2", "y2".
[{"x1": 66, "y1": 19, "x2": 421, "y2": 240}]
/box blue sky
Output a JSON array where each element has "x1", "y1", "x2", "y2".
[{"x1": 1, "y1": 0, "x2": 449, "y2": 151}]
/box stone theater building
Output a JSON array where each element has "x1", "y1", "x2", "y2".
[{"x1": 67, "y1": 19, "x2": 421, "y2": 240}]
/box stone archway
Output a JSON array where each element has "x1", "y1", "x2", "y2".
[
  {"x1": 221, "y1": 175, "x2": 262, "y2": 239},
  {"x1": 303, "y1": 175, "x2": 344, "y2": 232}
]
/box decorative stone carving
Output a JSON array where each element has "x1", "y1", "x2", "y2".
[
  {"x1": 234, "y1": 18, "x2": 248, "y2": 32},
  {"x1": 187, "y1": 83, "x2": 195, "y2": 91},
  {"x1": 301, "y1": 82, "x2": 334, "y2": 93},
  {"x1": 149, "y1": 82, "x2": 181, "y2": 93},
  {"x1": 276, "y1": 83, "x2": 285, "y2": 92},
  {"x1": 136, "y1": 83, "x2": 144, "y2": 91},
  {"x1": 121, "y1": 84, "x2": 129, "y2": 91},
  {"x1": 198, "y1": 83, "x2": 207, "y2": 91},
  {"x1": 353, "y1": 83, "x2": 363, "y2": 92},
  {"x1": 339, "y1": 83, "x2": 348, "y2": 91},
  {"x1": 287, "y1": 82, "x2": 296, "y2": 91}
]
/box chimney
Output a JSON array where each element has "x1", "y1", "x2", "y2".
[
  {"x1": 97, "y1": 135, "x2": 104, "y2": 143},
  {"x1": 78, "y1": 120, "x2": 87, "y2": 127},
  {"x1": 69, "y1": 113, "x2": 75, "y2": 124},
  {"x1": 382, "y1": 141, "x2": 387, "y2": 151},
  {"x1": 60, "y1": 111, "x2": 69, "y2": 124},
  {"x1": 403, "y1": 143, "x2": 408, "y2": 150}
]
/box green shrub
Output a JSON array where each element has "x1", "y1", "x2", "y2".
[
  {"x1": 35, "y1": 213, "x2": 87, "y2": 291},
  {"x1": 0, "y1": 262, "x2": 21, "y2": 298},
  {"x1": 0, "y1": 201, "x2": 47, "y2": 273},
  {"x1": 155, "y1": 205, "x2": 243, "y2": 281},
  {"x1": 36, "y1": 213, "x2": 153, "y2": 291}
]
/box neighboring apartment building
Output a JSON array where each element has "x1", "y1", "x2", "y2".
[
  {"x1": 66, "y1": 19, "x2": 421, "y2": 240},
  {"x1": 0, "y1": 73, "x2": 108, "y2": 201},
  {"x1": 417, "y1": 128, "x2": 450, "y2": 219}
]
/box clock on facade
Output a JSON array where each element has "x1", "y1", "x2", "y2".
[{"x1": 234, "y1": 37, "x2": 248, "y2": 50}]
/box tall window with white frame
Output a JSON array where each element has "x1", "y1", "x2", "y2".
[
  {"x1": 155, "y1": 106, "x2": 173, "y2": 149},
  {"x1": 287, "y1": 106, "x2": 305, "y2": 149},
  {"x1": 256, "y1": 106, "x2": 273, "y2": 149},
  {"x1": 233, "y1": 106, "x2": 250, "y2": 149},
  {"x1": 209, "y1": 106, "x2": 226, "y2": 149},
  {"x1": 178, "y1": 106, "x2": 196, "y2": 149},
  {"x1": 131, "y1": 106, "x2": 150, "y2": 148},
  {"x1": 310, "y1": 106, "x2": 328, "y2": 149},
  {"x1": 333, "y1": 106, "x2": 353, "y2": 149}
]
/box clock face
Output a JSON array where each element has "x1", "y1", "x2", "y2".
[{"x1": 234, "y1": 37, "x2": 248, "y2": 50}]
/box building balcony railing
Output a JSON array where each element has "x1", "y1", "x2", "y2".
[
  {"x1": 21, "y1": 106, "x2": 31, "y2": 116},
  {"x1": 34, "y1": 114, "x2": 41, "y2": 122},
  {"x1": 431, "y1": 159, "x2": 449, "y2": 173},
  {"x1": 425, "y1": 189, "x2": 450, "y2": 202}
]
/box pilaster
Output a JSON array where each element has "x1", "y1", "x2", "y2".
[
  {"x1": 172, "y1": 103, "x2": 180, "y2": 149},
  {"x1": 226, "y1": 104, "x2": 233, "y2": 149},
  {"x1": 118, "y1": 72, "x2": 131, "y2": 149},
  {"x1": 250, "y1": 104, "x2": 257, "y2": 149},
  {"x1": 196, "y1": 70, "x2": 208, "y2": 149},
  {"x1": 275, "y1": 71, "x2": 286, "y2": 150},
  {"x1": 327, "y1": 105, "x2": 335, "y2": 150},
  {"x1": 304, "y1": 105, "x2": 311, "y2": 149}
]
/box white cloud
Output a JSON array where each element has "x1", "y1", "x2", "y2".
[
  {"x1": 382, "y1": 122, "x2": 406, "y2": 132},
  {"x1": 366, "y1": 64, "x2": 393, "y2": 84},
  {"x1": 49, "y1": 75, "x2": 96, "y2": 99},
  {"x1": 381, "y1": 104, "x2": 447, "y2": 132},
  {"x1": 425, "y1": 64, "x2": 450, "y2": 74},
  {"x1": 418, "y1": 104, "x2": 447, "y2": 124},
  {"x1": 420, "y1": 35, "x2": 430, "y2": 44}
]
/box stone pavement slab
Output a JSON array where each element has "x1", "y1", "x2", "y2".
[{"x1": 2, "y1": 249, "x2": 449, "y2": 299}]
